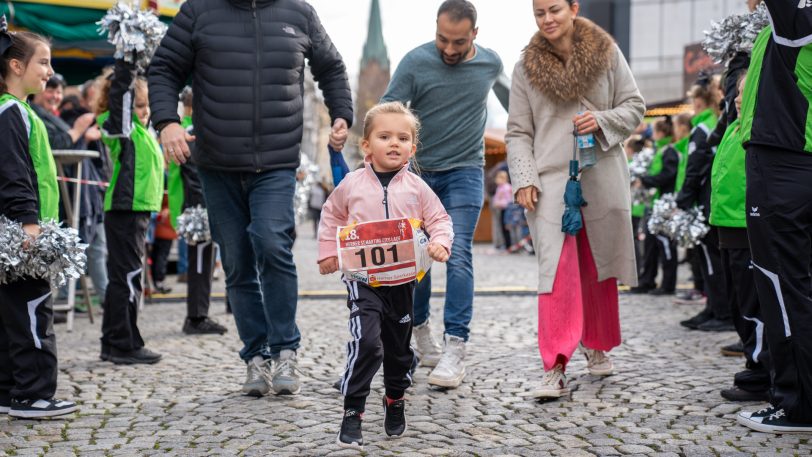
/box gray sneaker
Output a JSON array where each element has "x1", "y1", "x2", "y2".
[
  {"x1": 427, "y1": 335, "x2": 466, "y2": 388},
  {"x1": 271, "y1": 349, "x2": 301, "y2": 395},
  {"x1": 412, "y1": 318, "x2": 443, "y2": 367},
  {"x1": 243, "y1": 355, "x2": 272, "y2": 397}
]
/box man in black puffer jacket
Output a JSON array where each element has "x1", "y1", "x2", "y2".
[{"x1": 148, "y1": 0, "x2": 353, "y2": 397}]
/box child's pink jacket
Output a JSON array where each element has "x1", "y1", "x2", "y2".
[{"x1": 318, "y1": 160, "x2": 454, "y2": 262}]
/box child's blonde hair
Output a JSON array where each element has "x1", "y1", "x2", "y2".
[
  {"x1": 362, "y1": 101, "x2": 421, "y2": 146},
  {"x1": 94, "y1": 76, "x2": 148, "y2": 115}
]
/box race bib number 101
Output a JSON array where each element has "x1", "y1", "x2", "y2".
[{"x1": 337, "y1": 218, "x2": 432, "y2": 287}]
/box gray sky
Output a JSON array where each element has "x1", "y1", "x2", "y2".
[{"x1": 307, "y1": 0, "x2": 541, "y2": 126}]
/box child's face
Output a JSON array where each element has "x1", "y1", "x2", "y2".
[
  {"x1": 362, "y1": 113, "x2": 416, "y2": 172},
  {"x1": 19, "y1": 44, "x2": 53, "y2": 96},
  {"x1": 495, "y1": 172, "x2": 508, "y2": 185},
  {"x1": 134, "y1": 92, "x2": 150, "y2": 126},
  {"x1": 735, "y1": 76, "x2": 746, "y2": 114}
]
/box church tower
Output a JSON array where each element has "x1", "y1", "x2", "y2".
[{"x1": 354, "y1": 0, "x2": 391, "y2": 132}]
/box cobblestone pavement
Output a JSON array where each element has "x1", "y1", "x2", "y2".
[{"x1": 1, "y1": 235, "x2": 810, "y2": 456}]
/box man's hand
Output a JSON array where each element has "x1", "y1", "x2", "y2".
[
  {"x1": 160, "y1": 122, "x2": 196, "y2": 165},
  {"x1": 427, "y1": 242, "x2": 449, "y2": 262},
  {"x1": 329, "y1": 118, "x2": 349, "y2": 151},
  {"x1": 516, "y1": 186, "x2": 539, "y2": 211},
  {"x1": 573, "y1": 111, "x2": 600, "y2": 135},
  {"x1": 319, "y1": 256, "x2": 339, "y2": 275}
]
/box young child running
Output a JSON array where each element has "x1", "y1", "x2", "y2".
[
  {"x1": 0, "y1": 16, "x2": 79, "y2": 418},
  {"x1": 318, "y1": 101, "x2": 453, "y2": 449},
  {"x1": 96, "y1": 54, "x2": 164, "y2": 364}
]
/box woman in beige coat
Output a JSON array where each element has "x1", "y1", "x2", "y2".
[{"x1": 506, "y1": 0, "x2": 645, "y2": 399}]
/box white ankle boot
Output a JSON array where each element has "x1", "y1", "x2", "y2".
[{"x1": 427, "y1": 335, "x2": 466, "y2": 388}]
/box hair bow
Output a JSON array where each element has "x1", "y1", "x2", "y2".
[{"x1": 0, "y1": 15, "x2": 13, "y2": 56}]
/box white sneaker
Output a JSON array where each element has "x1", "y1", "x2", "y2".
[
  {"x1": 271, "y1": 349, "x2": 301, "y2": 395},
  {"x1": 579, "y1": 345, "x2": 613, "y2": 376},
  {"x1": 242, "y1": 355, "x2": 272, "y2": 397},
  {"x1": 532, "y1": 364, "x2": 569, "y2": 399},
  {"x1": 427, "y1": 335, "x2": 466, "y2": 388},
  {"x1": 412, "y1": 318, "x2": 443, "y2": 367}
]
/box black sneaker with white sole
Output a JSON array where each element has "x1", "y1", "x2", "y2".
[
  {"x1": 383, "y1": 397, "x2": 406, "y2": 437},
  {"x1": 739, "y1": 408, "x2": 812, "y2": 434},
  {"x1": 337, "y1": 409, "x2": 363, "y2": 449},
  {"x1": 737, "y1": 405, "x2": 778, "y2": 423},
  {"x1": 9, "y1": 398, "x2": 78, "y2": 418}
]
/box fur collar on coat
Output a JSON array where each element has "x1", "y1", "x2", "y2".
[{"x1": 522, "y1": 17, "x2": 616, "y2": 104}]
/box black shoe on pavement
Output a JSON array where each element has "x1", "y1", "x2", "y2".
[
  {"x1": 721, "y1": 387, "x2": 769, "y2": 402},
  {"x1": 383, "y1": 396, "x2": 407, "y2": 437},
  {"x1": 628, "y1": 285, "x2": 654, "y2": 294},
  {"x1": 721, "y1": 341, "x2": 744, "y2": 357},
  {"x1": 649, "y1": 288, "x2": 675, "y2": 296},
  {"x1": 100, "y1": 343, "x2": 111, "y2": 361},
  {"x1": 8, "y1": 398, "x2": 79, "y2": 419},
  {"x1": 680, "y1": 309, "x2": 713, "y2": 329},
  {"x1": 153, "y1": 282, "x2": 172, "y2": 294},
  {"x1": 337, "y1": 409, "x2": 363, "y2": 449},
  {"x1": 110, "y1": 347, "x2": 162, "y2": 365},
  {"x1": 183, "y1": 317, "x2": 228, "y2": 335},
  {"x1": 738, "y1": 408, "x2": 812, "y2": 434},
  {"x1": 697, "y1": 318, "x2": 736, "y2": 332},
  {"x1": 673, "y1": 289, "x2": 706, "y2": 305}
]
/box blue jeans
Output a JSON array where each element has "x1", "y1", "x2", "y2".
[
  {"x1": 413, "y1": 166, "x2": 483, "y2": 341},
  {"x1": 85, "y1": 221, "x2": 109, "y2": 300},
  {"x1": 198, "y1": 167, "x2": 300, "y2": 360}
]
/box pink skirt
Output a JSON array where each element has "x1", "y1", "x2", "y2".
[{"x1": 537, "y1": 225, "x2": 621, "y2": 371}]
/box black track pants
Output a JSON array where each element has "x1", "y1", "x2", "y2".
[
  {"x1": 746, "y1": 145, "x2": 812, "y2": 423},
  {"x1": 102, "y1": 211, "x2": 149, "y2": 352},
  {"x1": 0, "y1": 277, "x2": 57, "y2": 401},
  {"x1": 722, "y1": 246, "x2": 771, "y2": 392},
  {"x1": 696, "y1": 228, "x2": 730, "y2": 320},
  {"x1": 340, "y1": 279, "x2": 415, "y2": 412},
  {"x1": 639, "y1": 222, "x2": 678, "y2": 291},
  {"x1": 187, "y1": 241, "x2": 214, "y2": 319}
]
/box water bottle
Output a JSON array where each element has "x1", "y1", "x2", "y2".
[{"x1": 576, "y1": 112, "x2": 597, "y2": 169}]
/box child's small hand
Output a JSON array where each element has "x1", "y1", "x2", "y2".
[
  {"x1": 319, "y1": 257, "x2": 339, "y2": 275},
  {"x1": 22, "y1": 223, "x2": 41, "y2": 249},
  {"x1": 427, "y1": 242, "x2": 449, "y2": 262}
]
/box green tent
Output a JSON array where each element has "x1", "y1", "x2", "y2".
[{"x1": 1, "y1": 1, "x2": 177, "y2": 84}]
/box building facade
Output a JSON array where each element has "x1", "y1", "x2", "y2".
[{"x1": 582, "y1": 0, "x2": 748, "y2": 105}]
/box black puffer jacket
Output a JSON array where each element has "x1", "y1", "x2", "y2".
[{"x1": 148, "y1": 0, "x2": 353, "y2": 172}]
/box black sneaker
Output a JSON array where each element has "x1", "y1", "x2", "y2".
[
  {"x1": 183, "y1": 317, "x2": 228, "y2": 335},
  {"x1": 337, "y1": 409, "x2": 363, "y2": 449},
  {"x1": 737, "y1": 405, "x2": 778, "y2": 423},
  {"x1": 673, "y1": 289, "x2": 706, "y2": 305},
  {"x1": 9, "y1": 398, "x2": 79, "y2": 419},
  {"x1": 721, "y1": 387, "x2": 769, "y2": 402},
  {"x1": 721, "y1": 341, "x2": 744, "y2": 357},
  {"x1": 739, "y1": 408, "x2": 812, "y2": 434},
  {"x1": 648, "y1": 288, "x2": 675, "y2": 296},
  {"x1": 680, "y1": 309, "x2": 713, "y2": 330},
  {"x1": 697, "y1": 318, "x2": 736, "y2": 332},
  {"x1": 110, "y1": 347, "x2": 162, "y2": 365},
  {"x1": 628, "y1": 285, "x2": 654, "y2": 294},
  {"x1": 100, "y1": 343, "x2": 111, "y2": 361},
  {"x1": 383, "y1": 397, "x2": 407, "y2": 437}
]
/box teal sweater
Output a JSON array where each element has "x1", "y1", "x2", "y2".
[{"x1": 382, "y1": 42, "x2": 503, "y2": 171}]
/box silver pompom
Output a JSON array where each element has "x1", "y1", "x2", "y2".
[
  {"x1": 702, "y1": 3, "x2": 770, "y2": 63},
  {"x1": 647, "y1": 193, "x2": 709, "y2": 248},
  {"x1": 176, "y1": 205, "x2": 211, "y2": 245},
  {"x1": 0, "y1": 216, "x2": 27, "y2": 285},
  {"x1": 98, "y1": 3, "x2": 168, "y2": 72},
  {"x1": 20, "y1": 221, "x2": 87, "y2": 287},
  {"x1": 294, "y1": 154, "x2": 320, "y2": 225},
  {"x1": 629, "y1": 148, "x2": 655, "y2": 181}
]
